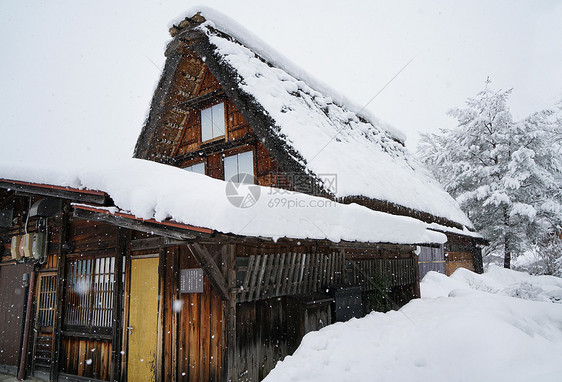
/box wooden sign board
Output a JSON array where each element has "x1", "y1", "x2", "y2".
[{"x1": 179, "y1": 268, "x2": 204, "y2": 293}]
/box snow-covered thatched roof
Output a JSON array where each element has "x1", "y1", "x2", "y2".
[{"x1": 136, "y1": 8, "x2": 475, "y2": 231}]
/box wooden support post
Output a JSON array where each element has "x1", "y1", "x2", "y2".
[
  {"x1": 17, "y1": 269, "x2": 36, "y2": 381},
  {"x1": 156, "y1": 247, "x2": 166, "y2": 382},
  {"x1": 51, "y1": 211, "x2": 69, "y2": 381},
  {"x1": 110, "y1": 228, "x2": 128, "y2": 381},
  {"x1": 225, "y1": 244, "x2": 237, "y2": 382},
  {"x1": 120, "y1": 247, "x2": 132, "y2": 382},
  {"x1": 413, "y1": 251, "x2": 422, "y2": 298},
  {"x1": 171, "y1": 247, "x2": 179, "y2": 382}
]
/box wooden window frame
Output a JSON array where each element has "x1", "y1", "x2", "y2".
[
  {"x1": 200, "y1": 101, "x2": 226, "y2": 144},
  {"x1": 223, "y1": 149, "x2": 256, "y2": 183},
  {"x1": 62, "y1": 253, "x2": 116, "y2": 337},
  {"x1": 183, "y1": 161, "x2": 206, "y2": 175}
]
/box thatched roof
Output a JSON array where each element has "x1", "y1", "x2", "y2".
[{"x1": 134, "y1": 8, "x2": 475, "y2": 231}]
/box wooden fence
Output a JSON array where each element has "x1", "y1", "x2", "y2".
[
  {"x1": 236, "y1": 252, "x2": 417, "y2": 303},
  {"x1": 350, "y1": 258, "x2": 417, "y2": 290},
  {"x1": 236, "y1": 251, "x2": 345, "y2": 302}
]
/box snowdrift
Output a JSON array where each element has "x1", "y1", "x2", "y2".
[{"x1": 264, "y1": 266, "x2": 562, "y2": 382}]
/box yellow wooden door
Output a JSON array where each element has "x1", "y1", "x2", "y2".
[{"x1": 128, "y1": 257, "x2": 159, "y2": 381}]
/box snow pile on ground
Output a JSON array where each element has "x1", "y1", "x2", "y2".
[
  {"x1": 0, "y1": 158, "x2": 445, "y2": 245},
  {"x1": 264, "y1": 267, "x2": 562, "y2": 382},
  {"x1": 421, "y1": 265, "x2": 562, "y2": 302}
]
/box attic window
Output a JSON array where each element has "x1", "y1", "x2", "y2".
[
  {"x1": 201, "y1": 102, "x2": 225, "y2": 142},
  {"x1": 183, "y1": 162, "x2": 205, "y2": 175},
  {"x1": 224, "y1": 150, "x2": 254, "y2": 184}
]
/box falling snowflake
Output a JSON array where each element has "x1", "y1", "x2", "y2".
[{"x1": 173, "y1": 299, "x2": 183, "y2": 312}]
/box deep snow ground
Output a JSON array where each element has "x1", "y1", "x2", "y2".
[{"x1": 263, "y1": 266, "x2": 562, "y2": 382}]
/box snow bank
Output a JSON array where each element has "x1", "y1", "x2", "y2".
[
  {"x1": 0, "y1": 158, "x2": 446, "y2": 245},
  {"x1": 421, "y1": 265, "x2": 562, "y2": 302},
  {"x1": 264, "y1": 268, "x2": 562, "y2": 382}
]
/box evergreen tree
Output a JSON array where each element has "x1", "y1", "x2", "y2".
[{"x1": 418, "y1": 83, "x2": 562, "y2": 269}]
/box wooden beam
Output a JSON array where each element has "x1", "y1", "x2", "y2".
[
  {"x1": 120, "y1": 247, "x2": 132, "y2": 382},
  {"x1": 0, "y1": 179, "x2": 110, "y2": 205},
  {"x1": 177, "y1": 89, "x2": 225, "y2": 110},
  {"x1": 18, "y1": 270, "x2": 36, "y2": 381},
  {"x1": 51, "y1": 211, "x2": 69, "y2": 381},
  {"x1": 73, "y1": 207, "x2": 204, "y2": 241},
  {"x1": 224, "y1": 244, "x2": 237, "y2": 382},
  {"x1": 110, "y1": 228, "x2": 128, "y2": 382},
  {"x1": 187, "y1": 243, "x2": 230, "y2": 301},
  {"x1": 131, "y1": 237, "x2": 189, "y2": 251},
  {"x1": 172, "y1": 135, "x2": 257, "y2": 166},
  {"x1": 156, "y1": 247, "x2": 167, "y2": 382}
]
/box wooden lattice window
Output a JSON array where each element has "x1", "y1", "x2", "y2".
[
  {"x1": 63, "y1": 255, "x2": 115, "y2": 334},
  {"x1": 37, "y1": 274, "x2": 57, "y2": 328}
]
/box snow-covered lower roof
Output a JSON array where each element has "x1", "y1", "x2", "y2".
[
  {"x1": 0, "y1": 158, "x2": 446, "y2": 245},
  {"x1": 165, "y1": 8, "x2": 474, "y2": 230}
]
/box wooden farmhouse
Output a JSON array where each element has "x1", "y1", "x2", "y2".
[{"x1": 0, "y1": 9, "x2": 485, "y2": 382}]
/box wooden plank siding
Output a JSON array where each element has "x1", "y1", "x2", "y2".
[
  {"x1": 166, "y1": 56, "x2": 290, "y2": 190},
  {"x1": 0, "y1": 262, "x2": 35, "y2": 368},
  {"x1": 445, "y1": 252, "x2": 475, "y2": 275},
  {"x1": 445, "y1": 233, "x2": 478, "y2": 275},
  {"x1": 159, "y1": 245, "x2": 224, "y2": 382},
  {"x1": 60, "y1": 338, "x2": 112, "y2": 381},
  {"x1": 349, "y1": 257, "x2": 418, "y2": 289},
  {"x1": 235, "y1": 298, "x2": 289, "y2": 382}
]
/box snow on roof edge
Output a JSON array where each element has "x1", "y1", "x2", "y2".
[
  {"x1": 169, "y1": 6, "x2": 407, "y2": 143},
  {"x1": 0, "y1": 158, "x2": 447, "y2": 246},
  {"x1": 427, "y1": 222, "x2": 484, "y2": 240}
]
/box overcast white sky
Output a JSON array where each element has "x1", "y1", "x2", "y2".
[{"x1": 1, "y1": 0, "x2": 561, "y2": 166}]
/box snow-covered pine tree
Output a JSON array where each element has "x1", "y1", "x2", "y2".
[{"x1": 418, "y1": 84, "x2": 562, "y2": 269}]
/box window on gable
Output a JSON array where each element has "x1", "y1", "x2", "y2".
[
  {"x1": 224, "y1": 150, "x2": 254, "y2": 184},
  {"x1": 183, "y1": 162, "x2": 205, "y2": 175},
  {"x1": 201, "y1": 102, "x2": 225, "y2": 142}
]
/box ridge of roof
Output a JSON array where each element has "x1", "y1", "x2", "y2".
[{"x1": 169, "y1": 7, "x2": 407, "y2": 144}]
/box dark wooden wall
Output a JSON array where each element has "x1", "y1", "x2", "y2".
[
  {"x1": 60, "y1": 338, "x2": 112, "y2": 380},
  {"x1": 0, "y1": 262, "x2": 34, "y2": 368},
  {"x1": 234, "y1": 295, "x2": 332, "y2": 382},
  {"x1": 236, "y1": 298, "x2": 289, "y2": 382},
  {"x1": 163, "y1": 51, "x2": 287, "y2": 189},
  {"x1": 158, "y1": 246, "x2": 224, "y2": 382},
  {"x1": 445, "y1": 234, "x2": 477, "y2": 275}
]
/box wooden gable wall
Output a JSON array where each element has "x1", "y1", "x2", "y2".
[{"x1": 161, "y1": 43, "x2": 288, "y2": 189}]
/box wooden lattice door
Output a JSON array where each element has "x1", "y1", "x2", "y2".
[{"x1": 32, "y1": 272, "x2": 57, "y2": 374}]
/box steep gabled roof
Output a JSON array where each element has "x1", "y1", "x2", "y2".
[{"x1": 135, "y1": 8, "x2": 475, "y2": 231}]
